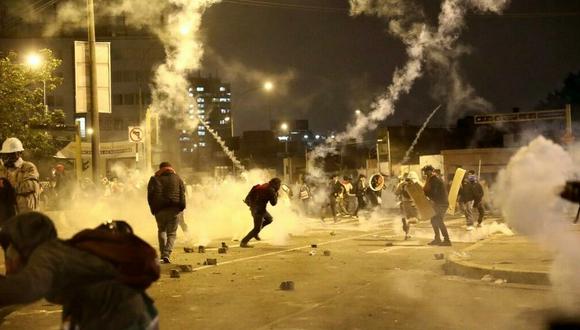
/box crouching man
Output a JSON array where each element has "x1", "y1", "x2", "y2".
[
  {"x1": 0, "y1": 212, "x2": 159, "y2": 329},
  {"x1": 240, "y1": 178, "x2": 281, "y2": 248}
]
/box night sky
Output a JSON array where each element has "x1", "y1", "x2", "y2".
[{"x1": 199, "y1": 0, "x2": 580, "y2": 134}]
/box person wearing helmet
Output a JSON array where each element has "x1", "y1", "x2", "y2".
[
  {"x1": 0, "y1": 137, "x2": 40, "y2": 213},
  {"x1": 422, "y1": 165, "x2": 451, "y2": 246},
  {"x1": 395, "y1": 172, "x2": 420, "y2": 240}
]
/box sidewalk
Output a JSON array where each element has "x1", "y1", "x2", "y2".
[{"x1": 444, "y1": 234, "x2": 553, "y2": 285}]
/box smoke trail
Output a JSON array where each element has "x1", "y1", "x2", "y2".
[
  {"x1": 309, "y1": 0, "x2": 509, "y2": 168},
  {"x1": 494, "y1": 136, "x2": 580, "y2": 314},
  {"x1": 198, "y1": 118, "x2": 246, "y2": 173},
  {"x1": 399, "y1": 104, "x2": 441, "y2": 165}
]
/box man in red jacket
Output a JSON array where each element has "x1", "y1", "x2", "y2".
[{"x1": 240, "y1": 178, "x2": 281, "y2": 247}]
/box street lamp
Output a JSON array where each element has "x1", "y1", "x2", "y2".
[
  {"x1": 25, "y1": 52, "x2": 47, "y2": 111},
  {"x1": 233, "y1": 81, "x2": 275, "y2": 136},
  {"x1": 281, "y1": 122, "x2": 289, "y2": 154},
  {"x1": 263, "y1": 81, "x2": 274, "y2": 92},
  {"x1": 355, "y1": 109, "x2": 361, "y2": 115}
]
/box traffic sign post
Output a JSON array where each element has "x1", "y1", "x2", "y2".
[{"x1": 128, "y1": 126, "x2": 144, "y2": 166}]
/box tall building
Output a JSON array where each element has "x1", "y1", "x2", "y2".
[{"x1": 180, "y1": 74, "x2": 233, "y2": 171}]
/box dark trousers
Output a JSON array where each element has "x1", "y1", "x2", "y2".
[
  {"x1": 329, "y1": 196, "x2": 338, "y2": 217},
  {"x1": 474, "y1": 201, "x2": 485, "y2": 224},
  {"x1": 241, "y1": 209, "x2": 273, "y2": 244},
  {"x1": 354, "y1": 196, "x2": 366, "y2": 216},
  {"x1": 431, "y1": 204, "x2": 450, "y2": 241},
  {"x1": 155, "y1": 208, "x2": 181, "y2": 259}
]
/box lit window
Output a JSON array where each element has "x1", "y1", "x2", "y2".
[
  {"x1": 181, "y1": 130, "x2": 187, "y2": 134},
  {"x1": 198, "y1": 131, "x2": 205, "y2": 136},
  {"x1": 220, "y1": 120, "x2": 226, "y2": 124},
  {"x1": 315, "y1": 135, "x2": 320, "y2": 139},
  {"x1": 199, "y1": 115, "x2": 205, "y2": 119},
  {"x1": 182, "y1": 148, "x2": 187, "y2": 152},
  {"x1": 196, "y1": 87, "x2": 204, "y2": 92},
  {"x1": 188, "y1": 93, "x2": 193, "y2": 97},
  {"x1": 219, "y1": 86, "x2": 226, "y2": 91},
  {"x1": 188, "y1": 110, "x2": 194, "y2": 114},
  {"x1": 220, "y1": 109, "x2": 228, "y2": 114},
  {"x1": 198, "y1": 110, "x2": 205, "y2": 114},
  {"x1": 303, "y1": 135, "x2": 308, "y2": 139},
  {"x1": 189, "y1": 115, "x2": 194, "y2": 119},
  {"x1": 199, "y1": 104, "x2": 205, "y2": 108},
  {"x1": 198, "y1": 126, "x2": 205, "y2": 131},
  {"x1": 197, "y1": 98, "x2": 204, "y2": 103},
  {"x1": 199, "y1": 142, "x2": 206, "y2": 147},
  {"x1": 189, "y1": 104, "x2": 194, "y2": 108},
  {"x1": 188, "y1": 87, "x2": 193, "y2": 92}
]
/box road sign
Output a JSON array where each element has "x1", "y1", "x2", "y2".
[
  {"x1": 474, "y1": 109, "x2": 565, "y2": 125},
  {"x1": 128, "y1": 126, "x2": 144, "y2": 143}
]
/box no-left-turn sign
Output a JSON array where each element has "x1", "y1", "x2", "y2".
[{"x1": 128, "y1": 126, "x2": 144, "y2": 143}]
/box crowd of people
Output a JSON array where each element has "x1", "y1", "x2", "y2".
[{"x1": 0, "y1": 136, "x2": 488, "y2": 328}]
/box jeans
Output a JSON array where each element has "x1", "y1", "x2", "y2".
[
  {"x1": 461, "y1": 201, "x2": 474, "y2": 226},
  {"x1": 431, "y1": 204, "x2": 450, "y2": 241},
  {"x1": 241, "y1": 209, "x2": 273, "y2": 244},
  {"x1": 155, "y1": 208, "x2": 181, "y2": 259},
  {"x1": 474, "y1": 201, "x2": 485, "y2": 224}
]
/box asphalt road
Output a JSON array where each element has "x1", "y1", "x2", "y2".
[{"x1": 1, "y1": 216, "x2": 559, "y2": 330}]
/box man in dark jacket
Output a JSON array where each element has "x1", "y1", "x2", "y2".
[
  {"x1": 0, "y1": 212, "x2": 158, "y2": 329},
  {"x1": 147, "y1": 162, "x2": 186, "y2": 263},
  {"x1": 0, "y1": 177, "x2": 16, "y2": 226},
  {"x1": 422, "y1": 165, "x2": 451, "y2": 246},
  {"x1": 240, "y1": 177, "x2": 281, "y2": 247},
  {"x1": 467, "y1": 170, "x2": 485, "y2": 226},
  {"x1": 458, "y1": 171, "x2": 476, "y2": 230}
]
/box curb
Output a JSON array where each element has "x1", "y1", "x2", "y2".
[{"x1": 443, "y1": 236, "x2": 551, "y2": 286}]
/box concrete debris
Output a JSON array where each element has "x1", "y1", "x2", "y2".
[
  {"x1": 170, "y1": 269, "x2": 180, "y2": 278},
  {"x1": 434, "y1": 253, "x2": 445, "y2": 260},
  {"x1": 311, "y1": 244, "x2": 318, "y2": 248},
  {"x1": 385, "y1": 242, "x2": 394, "y2": 247},
  {"x1": 494, "y1": 279, "x2": 507, "y2": 285},
  {"x1": 481, "y1": 274, "x2": 494, "y2": 282},
  {"x1": 183, "y1": 247, "x2": 194, "y2": 253},
  {"x1": 279, "y1": 281, "x2": 295, "y2": 291},
  {"x1": 218, "y1": 247, "x2": 227, "y2": 254},
  {"x1": 198, "y1": 246, "x2": 206, "y2": 253},
  {"x1": 178, "y1": 265, "x2": 193, "y2": 272},
  {"x1": 204, "y1": 258, "x2": 217, "y2": 266},
  {"x1": 323, "y1": 250, "x2": 331, "y2": 256},
  {"x1": 330, "y1": 231, "x2": 336, "y2": 236},
  {"x1": 221, "y1": 242, "x2": 229, "y2": 249},
  {"x1": 309, "y1": 250, "x2": 316, "y2": 256}
]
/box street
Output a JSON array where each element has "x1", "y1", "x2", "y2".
[{"x1": 1, "y1": 216, "x2": 557, "y2": 330}]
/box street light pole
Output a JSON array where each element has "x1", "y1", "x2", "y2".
[{"x1": 87, "y1": 0, "x2": 101, "y2": 183}]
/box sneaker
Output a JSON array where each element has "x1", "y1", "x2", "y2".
[
  {"x1": 240, "y1": 242, "x2": 253, "y2": 248},
  {"x1": 254, "y1": 234, "x2": 261, "y2": 241},
  {"x1": 427, "y1": 239, "x2": 442, "y2": 246},
  {"x1": 160, "y1": 257, "x2": 170, "y2": 264},
  {"x1": 476, "y1": 222, "x2": 482, "y2": 228},
  {"x1": 466, "y1": 226, "x2": 474, "y2": 231},
  {"x1": 439, "y1": 240, "x2": 452, "y2": 246}
]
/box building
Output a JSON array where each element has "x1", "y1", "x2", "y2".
[{"x1": 179, "y1": 74, "x2": 233, "y2": 171}]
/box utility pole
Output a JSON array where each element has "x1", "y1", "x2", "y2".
[
  {"x1": 387, "y1": 130, "x2": 392, "y2": 176},
  {"x1": 87, "y1": 0, "x2": 100, "y2": 183}
]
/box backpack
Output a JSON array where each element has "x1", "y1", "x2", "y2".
[
  {"x1": 244, "y1": 184, "x2": 260, "y2": 206},
  {"x1": 67, "y1": 226, "x2": 160, "y2": 290}
]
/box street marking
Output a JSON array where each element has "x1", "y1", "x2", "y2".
[
  {"x1": 11, "y1": 309, "x2": 62, "y2": 316},
  {"x1": 367, "y1": 246, "x2": 429, "y2": 254},
  {"x1": 191, "y1": 229, "x2": 392, "y2": 272}
]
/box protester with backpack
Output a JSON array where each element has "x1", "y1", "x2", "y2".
[
  {"x1": 147, "y1": 162, "x2": 186, "y2": 264},
  {"x1": 0, "y1": 212, "x2": 160, "y2": 329},
  {"x1": 240, "y1": 177, "x2": 281, "y2": 247}
]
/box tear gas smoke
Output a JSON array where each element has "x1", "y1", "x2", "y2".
[
  {"x1": 399, "y1": 104, "x2": 441, "y2": 165},
  {"x1": 198, "y1": 118, "x2": 246, "y2": 172},
  {"x1": 310, "y1": 0, "x2": 509, "y2": 169},
  {"x1": 494, "y1": 136, "x2": 580, "y2": 314}
]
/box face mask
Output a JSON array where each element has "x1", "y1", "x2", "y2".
[{"x1": 1, "y1": 153, "x2": 20, "y2": 168}]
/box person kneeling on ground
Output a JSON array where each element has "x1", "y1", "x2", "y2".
[
  {"x1": 0, "y1": 212, "x2": 160, "y2": 329},
  {"x1": 240, "y1": 178, "x2": 281, "y2": 247}
]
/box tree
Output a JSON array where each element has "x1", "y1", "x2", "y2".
[
  {"x1": 537, "y1": 71, "x2": 580, "y2": 109},
  {"x1": 0, "y1": 49, "x2": 65, "y2": 158}
]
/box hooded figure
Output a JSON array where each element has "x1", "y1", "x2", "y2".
[
  {"x1": 0, "y1": 212, "x2": 158, "y2": 329},
  {"x1": 240, "y1": 177, "x2": 281, "y2": 247}
]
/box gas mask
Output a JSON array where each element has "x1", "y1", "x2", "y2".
[{"x1": 0, "y1": 152, "x2": 21, "y2": 168}]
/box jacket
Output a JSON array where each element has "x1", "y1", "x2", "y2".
[
  {"x1": 0, "y1": 159, "x2": 40, "y2": 213},
  {"x1": 147, "y1": 167, "x2": 186, "y2": 215},
  {"x1": 458, "y1": 181, "x2": 476, "y2": 203},
  {"x1": 423, "y1": 175, "x2": 448, "y2": 206},
  {"x1": 0, "y1": 215, "x2": 157, "y2": 329},
  {"x1": 245, "y1": 183, "x2": 278, "y2": 212}
]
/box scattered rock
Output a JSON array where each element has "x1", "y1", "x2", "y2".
[
  {"x1": 198, "y1": 246, "x2": 206, "y2": 253},
  {"x1": 434, "y1": 253, "x2": 445, "y2": 260},
  {"x1": 385, "y1": 242, "x2": 394, "y2": 247},
  {"x1": 494, "y1": 279, "x2": 507, "y2": 285},
  {"x1": 204, "y1": 258, "x2": 217, "y2": 266},
  {"x1": 330, "y1": 231, "x2": 336, "y2": 236},
  {"x1": 311, "y1": 244, "x2": 318, "y2": 248},
  {"x1": 183, "y1": 247, "x2": 194, "y2": 253},
  {"x1": 170, "y1": 269, "x2": 180, "y2": 278},
  {"x1": 221, "y1": 242, "x2": 229, "y2": 249},
  {"x1": 280, "y1": 281, "x2": 295, "y2": 291},
  {"x1": 178, "y1": 265, "x2": 193, "y2": 273},
  {"x1": 218, "y1": 247, "x2": 227, "y2": 254},
  {"x1": 323, "y1": 250, "x2": 331, "y2": 256},
  {"x1": 481, "y1": 274, "x2": 494, "y2": 282},
  {"x1": 309, "y1": 250, "x2": 316, "y2": 256}
]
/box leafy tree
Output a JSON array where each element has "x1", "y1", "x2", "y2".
[
  {"x1": 537, "y1": 71, "x2": 580, "y2": 109},
  {"x1": 0, "y1": 49, "x2": 65, "y2": 157}
]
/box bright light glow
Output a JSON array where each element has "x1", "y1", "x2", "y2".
[
  {"x1": 263, "y1": 81, "x2": 274, "y2": 92},
  {"x1": 303, "y1": 135, "x2": 308, "y2": 139},
  {"x1": 280, "y1": 123, "x2": 288, "y2": 131},
  {"x1": 355, "y1": 109, "x2": 361, "y2": 115},
  {"x1": 87, "y1": 128, "x2": 94, "y2": 135},
  {"x1": 26, "y1": 53, "x2": 42, "y2": 69},
  {"x1": 331, "y1": 135, "x2": 335, "y2": 139},
  {"x1": 224, "y1": 116, "x2": 230, "y2": 122},
  {"x1": 179, "y1": 25, "x2": 190, "y2": 36},
  {"x1": 315, "y1": 135, "x2": 320, "y2": 140}
]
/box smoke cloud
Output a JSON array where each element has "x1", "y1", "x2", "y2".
[{"x1": 494, "y1": 136, "x2": 580, "y2": 314}]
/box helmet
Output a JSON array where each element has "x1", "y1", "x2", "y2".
[{"x1": 0, "y1": 138, "x2": 24, "y2": 153}]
